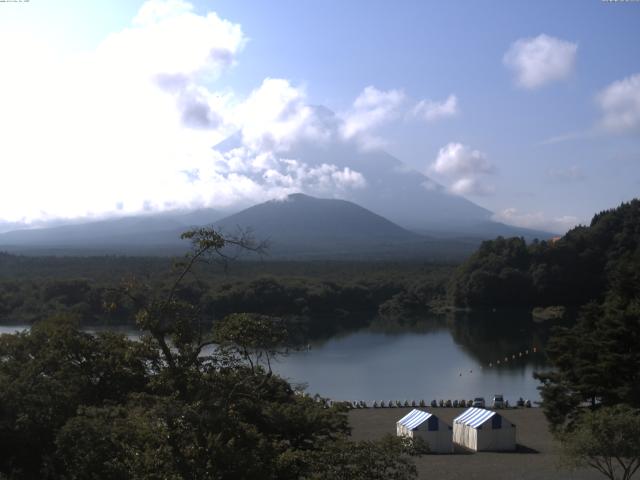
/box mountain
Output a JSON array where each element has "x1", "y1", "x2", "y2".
[
  {"x1": 215, "y1": 193, "x2": 416, "y2": 247},
  {"x1": 288, "y1": 142, "x2": 493, "y2": 231},
  {"x1": 0, "y1": 107, "x2": 553, "y2": 255},
  {"x1": 0, "y1": 192, "x2": 549, "y2": 259},
  {"x1": 0, "y1": 208, "x2": 221, "y2": 255},
  {"x1": 215, "y1": 107, "x2": 492, "y2": 232},
  {"x1": 212, "y1": 193, "x2": 485, "y2": 260}
]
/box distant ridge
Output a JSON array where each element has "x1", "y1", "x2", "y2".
[
  {"x1": 0, "y1": 193, "x2": 551, "y2": 259},
  {"x1": 0, "y1": 209, "x2": 221, "y2": 254}
]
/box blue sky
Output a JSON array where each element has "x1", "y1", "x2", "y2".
[{"x1": 0, "y1": 0, "x2": 639, "y2": 231}]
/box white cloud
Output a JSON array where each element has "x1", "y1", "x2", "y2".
[
  {"x1": 0, "y1": 0, "x2": 247, "y2": 222},
  {"x1": 232, "y1": 78, "x2": 332, "y2": 152},
  {"x1": 429, "y1": 143, "x2": 495, "y2": 197},
  {"x1": 503, "y1": 34, "x2": 577, "y2": 89},
  {"x1": 431, "y1": 143, "x2": 494, "y2": 177},
  {"x1": 0, "y1": 1, "x2": 371, "y2": 223},
  {"x1": 330, "y1": 166, "x2": 368, "y2": 190},
  {"x1": 133, "y1": 0, "x2": 193, "y2": 26},
  {"x1": 339, "y1": 86, "x2": 405, "y2": 146},
  {"x1": 538, "y1": 130, "x2": 589, "y2": 146},
  {"x1": 99, "y1": 3, "x2": 245, "y2": 80},
  {"x1": 450, "y1": 178, "x2": 494, "y2": 196},
  {"x1": 0, "y1": 0, "x2": 504, "y2": 224},
  {"x1": 492, "y1": 208, "x2": 580, "y2": 233},
  {"x1": 540, "y1": 73, "x2": 640, "y2": 145},
  {"x1": 597, "y1": 73, "x2": 640, "y2": 134},
  {"x1": 413, "y1": 94, "x2": 458, "y2": 122},
  {"x1": 262, "y1": 159, "x2": 366, "y2": 192}
]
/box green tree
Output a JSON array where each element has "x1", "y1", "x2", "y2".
[
  {"x1": 561, "y1": 405, "x2": 640, "y2": 480},
  {"x1": 535, "y1": 301, "x2": 640, "y2": 432},
  {"x1": 302, "y1": 434, "x2": 426, "y2": 480},
  {"x1": 0, "y1": 316, "x2": 155, "y2": 477},
  {"x1": 54, "y1": 401, "x2": 178, "y2": 480},
  {"x1": 213, "y1": 312, "x2": 290, "y2": 374},
  {"x1": 449, "y1": 199, "x2": 640, "y2": 308}
]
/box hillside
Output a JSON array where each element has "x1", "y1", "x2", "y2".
[
  {"x1": 213, "y1": 193, "x2": 477, "y2": 259},
  {"x1": 0, "y1": 193, "x2": 481, "y2": 259},
  {"x1": 0, "y1": 192, "x2": 546, "y2": 260},
  {"x1": 215, "y1": 193, "x2": 417, "y2": 247},
  {"x1": 449, "y1": 199, "x2": 640, "y2": 308},
  {"x1": 0, "y1": 209, "x2": 221, "y2": 254}
]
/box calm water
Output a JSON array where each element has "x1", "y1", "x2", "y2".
[
  {"x1": 274, "y1": 327, "x2": 545, "y2": 404},
  {"x1": 0, "y1": 311, "x2": 553, "y2": 404}
]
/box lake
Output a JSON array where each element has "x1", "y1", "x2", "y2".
[
  {"x1": 0, "y1": 310, "x2": 553, "y2": 404},
  {"x1": 275, "y1": 327, "x2": 545, "y2": 404}
]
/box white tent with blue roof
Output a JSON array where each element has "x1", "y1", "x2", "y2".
[
  {"x1": 453, "y1": 407, "x2": 516, "y2": 451},
  {"x1": 396, "y1": 409, "x2": 453, "y2": 453}
]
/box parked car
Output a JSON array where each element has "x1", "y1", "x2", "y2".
[
  {"x1": 492, "y1": 394, "x2": 505, "y2": 409},
  {"x1": 472, "y1": 397, "x2": 485, "y2": 408}
]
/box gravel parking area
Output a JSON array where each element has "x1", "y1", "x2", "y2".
[{"x1": 349, "y1": 407, "x2": 601, "y2": 480}]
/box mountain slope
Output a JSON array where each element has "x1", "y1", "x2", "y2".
[
  {"x1": 415, "y1": 221, "x2": 554, "y2": 242},
  {"x1": 0, "y1": 192, "x2": 548, "y2": 260},
  {"x1": 213, "y1": 193, "x2": 425, "y2": 257},
  {"x1": 0, "y1": 209, "x2": 221, "y2": 253}
]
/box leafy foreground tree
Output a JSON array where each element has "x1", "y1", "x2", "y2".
[
  {"x1": 535, "y1": 298, "x2": 640, "y2": 480},
  {"x1": 535, "y1": 301, "x2": 640, "y2": 433},
  {"x1": 561, "y1": 405, "x2": 640, "y2": 480},
  {"x1": 0, "y1": 228, "x2": 422, "y2": 479},
  {"x1": 303, "y1": 435, "x2": 426, "y2": 480}
]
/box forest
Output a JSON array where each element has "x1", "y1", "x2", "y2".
[
  {"x1": 0, "y1": 252, "x2": 452, "y2": 343},
  {"x1": 449, "y1": 199, "x2": 640, "y2": 309}
]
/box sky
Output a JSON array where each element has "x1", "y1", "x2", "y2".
[{"x1": 0, "y1": 0, "x2": 639, "y2": 232}]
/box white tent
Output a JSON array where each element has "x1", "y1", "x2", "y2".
[
  {"x1": 396, "y1": 409, "x2": 453, "y2": 454},
  {"x1": 452, "y1": 407, "x2": 516, "y2": 451}
]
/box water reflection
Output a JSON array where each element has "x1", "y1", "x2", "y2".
[
  {"x1": 273, "y1": 310, "x2": 559, "y2": 403},
  {"x1": 446, "y1": 309, "x2": 552, "y2": 370}
]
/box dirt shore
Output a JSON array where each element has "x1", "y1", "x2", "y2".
[{"x1": 349, "y1": 407, "x2": 601, "y2": 480}]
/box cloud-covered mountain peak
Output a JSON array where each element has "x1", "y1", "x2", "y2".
[{"x1": 213, "y1": 106, "x2": 491, "y2": 231}]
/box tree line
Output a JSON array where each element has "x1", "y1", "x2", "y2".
[
  {"x1": 0, "y1": 256, "x2": 451, "y2": 342},
  {"x1": 449, "y1": 199, "x2": 640, "y2": 309}
]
